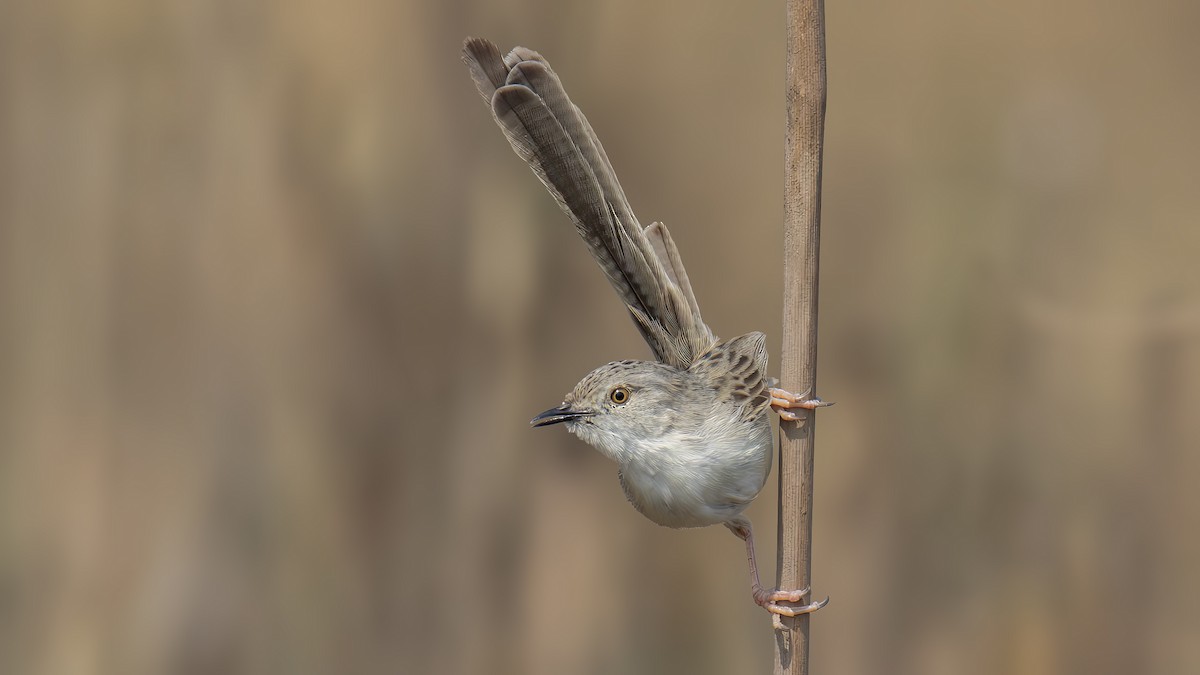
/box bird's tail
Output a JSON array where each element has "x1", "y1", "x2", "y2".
[{"x1": 462, "y1": 38, "x2": 715, "y2": 368}]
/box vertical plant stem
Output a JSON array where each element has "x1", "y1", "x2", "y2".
[{"x1": 775, "y1": 0, "x2": 827, "y2": 673}]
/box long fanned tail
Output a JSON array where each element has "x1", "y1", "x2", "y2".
[{"x1": 462, "y1": 38, "x2": 716, "y2": 368}]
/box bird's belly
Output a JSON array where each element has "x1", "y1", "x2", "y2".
[{"x1": 618, "y1": 425, "x2": 773, "y2": 529}]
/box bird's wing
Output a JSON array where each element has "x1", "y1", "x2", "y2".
[
  {"x1": 463, "y1": 38, "x2": 716, "y2": 369},
  {"x1": 688, "y1": 332, "x2": 771, "y2": 422}
]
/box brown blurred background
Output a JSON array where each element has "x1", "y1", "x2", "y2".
[{"x1": 1, "y1": 0, "x2": 1197, "y2": 673}]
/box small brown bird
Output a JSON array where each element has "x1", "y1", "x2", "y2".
[{"x1": 462, "y1": 38, "x2": 829, "y2": 618}]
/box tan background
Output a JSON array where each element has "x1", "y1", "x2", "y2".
[{"x1": 1, "y1": 1, "x2": 1197, "y2": 673}]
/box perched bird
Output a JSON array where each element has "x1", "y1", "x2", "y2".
[{"x1": 462, "y1": 38, "x2": 829, "y2": 618}]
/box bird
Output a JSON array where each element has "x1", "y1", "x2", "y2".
[{"x1": 462, "y1": 37, "x2": 830, "y2": 618}]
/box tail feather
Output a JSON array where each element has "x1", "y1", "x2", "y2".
[{"x1": 463, "y1": 38, "x2": 716, "y2": 368}]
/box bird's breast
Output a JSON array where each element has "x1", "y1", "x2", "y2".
[{"x1": 615, "y1": 418, "x2": 773, "y2": 529}]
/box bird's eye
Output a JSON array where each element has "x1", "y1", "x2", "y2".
[{"x1": 610, "y1": 386, "x2": 630, "y2": 404}]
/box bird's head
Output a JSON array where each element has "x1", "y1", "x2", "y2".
[{"x1": 530, "y1": 360, "x2": 691, "y2": 462}]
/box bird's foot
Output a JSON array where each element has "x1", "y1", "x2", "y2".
[
  {"x1": 753, "y1": 584, "x2": 829, "y2": 615},
  {"x1": 727, "y1": 516, "x2": 830, "y2": 629},
  {"x1": 754, "y1": 585, "x2": 830, "y2": 629},
  {"x1": 769, "y1": 387, "x2": 834, "y2": 421}
]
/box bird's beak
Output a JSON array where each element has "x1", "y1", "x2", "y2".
[{"x1": 530, "y1": 404, "x2": 593, "y2": 427}]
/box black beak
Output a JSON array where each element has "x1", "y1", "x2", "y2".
[{"x1": 530, "y1": 405, "x2": 593, "y2": 427}]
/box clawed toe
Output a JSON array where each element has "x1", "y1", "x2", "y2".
[
  {"x1": 769, "y1": 587, "x2": 808, "y2": 604},
  {"x1": 753, "y1": 585, "x2": 808, "y2": 606},
  {"x1": 766, "y1": 596, "x2": 829, "y2": 618},
  {"x1": 769, "y1": 387, "x2": 833, "y2": 419},
  {"x1": 754, "y1": 584, "x2": 829, "y2": 629}
]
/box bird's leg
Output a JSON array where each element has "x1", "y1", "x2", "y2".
[
  {"x1": 724, "y1": 518, "x2": 828, "y2": 627},
  {"x1": 769, "y1": 386, "x2": 833, "y2": 421}
]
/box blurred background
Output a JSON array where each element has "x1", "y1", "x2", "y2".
[{"x1": 1, "y1": 0, "x2": 1197, "y2": 673}]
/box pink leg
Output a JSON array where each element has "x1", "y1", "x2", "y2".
[
  {"x1": 725, "y1": 517, "x2": 828, "y2": 623},
  {"x1": 769, "y1": 386, "x2": 833, "y2": 421}
]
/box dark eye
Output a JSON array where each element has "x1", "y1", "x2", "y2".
[{"x1": 610, "y1": 387, "x2": 630, "y2": 404}]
